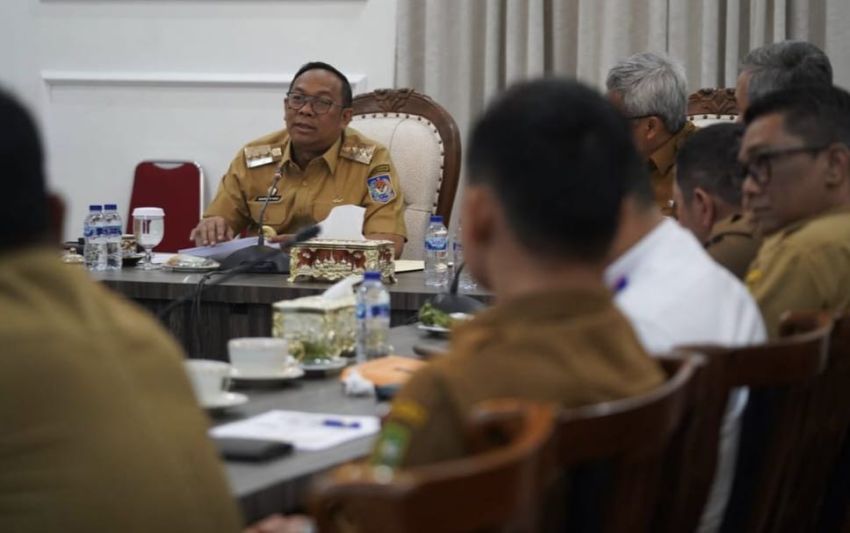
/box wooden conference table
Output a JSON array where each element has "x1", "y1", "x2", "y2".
[
  {"x1": 92, "y1": 267, "x2": 488, "y2": 358},
  {"x1": 92, "y1": 269, "x2": 477, "y2": 523}
]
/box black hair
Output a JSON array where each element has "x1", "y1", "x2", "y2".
[
  {"x1": 0, "y1": 88, "x2": 49, "y2": 250},
  {"x1": 467, "y1": 78, "x2": 643, "y2": 262},
  {"x1": 676, "y1": 123, "x2": 745, "y2": 207},
  {"x1": 290, "y1": 61, "x2": 353, "y2": 108},
  {"x1": 745, "y1": 85, "x2": 850, "y2": 149}
]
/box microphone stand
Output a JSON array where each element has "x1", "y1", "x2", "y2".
[
  {"x1": 219, "y1": 170, "x2": 288, "y2": 273},
  {"x1": 157, "y1": 224, "x2": 321, "y2": 321}
]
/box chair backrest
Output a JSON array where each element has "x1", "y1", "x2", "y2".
[
  {"x1": 309, "y1": 401, "x2": 555, "y2": 533},
  {"x1": 673, "y1": 312, "x2": 833, "y2": 533},
  {"x1": 351, "y1": 89, "x2": 461, "y2": 260},
  {"x1": 687, "y1": 88, "x2": 739, "y2": 128},
  {"x1": 126, "y1": 161, "x2": 204, "y2": 252},
  {"x1": 767, "y1": 312, "x2": 850, "y2": 533},
  {"x1": 468, "y1": 355, "x2": 701, "y2": 533}
]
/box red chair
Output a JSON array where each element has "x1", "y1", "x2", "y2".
[{"x1": 126, "y1": 161, "x2": 204, "y2": 252}]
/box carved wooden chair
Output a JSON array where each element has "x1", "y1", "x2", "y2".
[
  {"x1": 351, "y1": 89, "x2": 461, "y2": 260},
  {"x1": 309, "y1": 401, "x2": 555, "y2": 533},
  {"x1": 667, "y1": 312, "x2": 834, "y2": 533},
  {"x1": 687, "y1": 88, "x2": 739, "y2": 128},
  {"x1": 469, "y1": 354, "x2": 702, "y2": 533}
]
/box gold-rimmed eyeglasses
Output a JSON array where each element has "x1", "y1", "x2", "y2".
[{"x1": 285, "y1": 92, "x2": 342, "y2": 115}]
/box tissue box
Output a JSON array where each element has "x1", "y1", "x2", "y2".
[
  {"x1": 288, "y1": 239, "x2": 395, "y2": 283},
  {"x1": 272, "y1": 295, "x2": 357, "y2": 360}
]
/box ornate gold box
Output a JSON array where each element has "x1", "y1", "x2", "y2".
[
  {"x1": 288, "y1": 239, "x2": 395, "y2": 283},
  {"x1": 272, "y1": 295, "x2": 357, "y2": 360}
]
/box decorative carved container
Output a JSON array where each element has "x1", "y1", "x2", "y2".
[
  {"x1": 288, "y1": 239, "x2": 396, "y2": 283},
  {"x1": 272, "y1": 295, "x2": 357, "y2": 361}
]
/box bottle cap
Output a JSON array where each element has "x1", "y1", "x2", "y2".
[
  {"x1": 363, "y1": 271, "x2": 381, "y2": 281},
  {"x1": 104, "y1": 204, "x2": 117, "y2": 210},
  {"x1": 429, "y1": 215, "x2": 443, "y2": 223},
  {"x1": 132, "y1": 207, "x2": 165, "y2": 218},
  {"x1": 89, "y1": 205, "x2": 102, "y2": 211}
]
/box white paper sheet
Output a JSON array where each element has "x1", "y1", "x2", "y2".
[
  {"x1": 318, "y1": 205, "x2": 366, "y2": 241},
  {"x1": 394, "y1": 260, "x2": 425, "y2": 273},
  {"x1": 210, "y1": 410, "x2": 380, "y2": 451},
  {"x1": 177, "y1": 237, "x2": 259, "y2": 261}
]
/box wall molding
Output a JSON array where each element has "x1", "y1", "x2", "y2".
[{"x1": 41, "y1": 70, "x2": 367, "y2": 91}]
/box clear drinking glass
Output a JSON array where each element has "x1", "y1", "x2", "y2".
[{"x1": 132, "y1": 207, "x2": 165, "y2": 270}]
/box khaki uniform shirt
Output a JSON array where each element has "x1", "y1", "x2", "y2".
[
  {"x1": 0, "y1": 247, "x2": 241, "y2": 533},
  {"x1": 370, "y1": 287, "x2": 665, "y2": 468},
  {"x1": 705, "y1": 212, "x2": 762, "y2": 281},
  {"x1": 205, "y1": 127, "x2": 407, "y2": 238},
  {"x1": 649, "y1": 121, "x2": 698, "y2": 215},
  {"x1": 746, "y1": 206, "x2": 850, "y2": 338}
]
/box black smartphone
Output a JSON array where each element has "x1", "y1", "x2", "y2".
[{"x1": 213, "y1": 437, "x2": 294, "y2": 462}]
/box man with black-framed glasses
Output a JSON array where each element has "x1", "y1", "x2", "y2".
[
  {"x1": 741, "y1": 85, "x2": 850, "y2": 338},
  {"x1": 191, "y1": 61, "x2": 406, "y2": 257}
]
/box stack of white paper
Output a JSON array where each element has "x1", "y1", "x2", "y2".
[{"x1": 210, "y1": 410, "x2": 380, "y2": 451}]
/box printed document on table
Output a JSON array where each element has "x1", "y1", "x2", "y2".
[
  {"x1": 210, "y1": 410, "x2": 380, "y2": 451},
  {"x1": 178, "y1": 237, "x2": 259, "y2": 261}
]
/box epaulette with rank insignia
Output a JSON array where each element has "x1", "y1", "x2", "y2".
[
  {"x1": 244, "y1": 144, "x2": 283, "y2": 168},
  {"x1": 340, "y1": 139, "x2": 376, "y2": 164}
]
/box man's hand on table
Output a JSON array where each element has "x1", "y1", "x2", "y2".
[
  {"x1": 189, "y1": 216, "x2": 234, "y2": 246},
  {"x1": 244, "y1": 514, "x2": 314, "y2": 533}
]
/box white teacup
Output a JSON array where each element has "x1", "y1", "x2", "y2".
[
  {"x1": 228, "y1": 337, "x2": 293, "y2": 377},
  {"x1": 184, "y1": 359, "x2": 232, "y2": 404}
]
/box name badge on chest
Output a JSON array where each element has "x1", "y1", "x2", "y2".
[{"x1": 254, "y1": 195, "x2": 282, "y2": 203}]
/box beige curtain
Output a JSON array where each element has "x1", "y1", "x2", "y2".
[{"x1": 396, "y1": 0, "x2": 850, "y2": 225}]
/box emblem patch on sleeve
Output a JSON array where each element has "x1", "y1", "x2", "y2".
[{"x1": 367, "y1": 174, "x2": 396, "y2": 203}]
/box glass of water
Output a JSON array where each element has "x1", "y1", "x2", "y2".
[{"x1": 132, "y1": 207, "x2": 165, "y2": 270}]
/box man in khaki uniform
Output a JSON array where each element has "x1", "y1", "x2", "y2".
[
  {"x1": 0, "y1": 91, "x2": 241, "y2": 532},
  {"x1": 740, "y1": 86, "x2": 850, "y2": 338},
  {"x1": 192, "y1": 62, "x2": 406, "y2": 257},
  {"x1": 370, "y1": 79, "x2": 664, "y2": 468},
  {"x1": 673, "y1": 123, "x2": 762, "y2": 280},
  {"x1": 606, "y1": 52, "x2": 697, "y2": 215}
]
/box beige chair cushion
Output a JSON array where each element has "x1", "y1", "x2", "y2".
[{"x1": 352, "y1": 114, "x2": 445, "y2": 260}]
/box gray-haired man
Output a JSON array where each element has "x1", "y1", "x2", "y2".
[
  {"x1": 735, "y1": 40, "x2": 833, "y2": 117},
  {"x1": 607, "y1": 52, "x2": 697, "y2": 215}
]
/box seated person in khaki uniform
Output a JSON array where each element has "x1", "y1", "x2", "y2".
[
  {"x1": 370, "y1": 78, "x2": 665, "y2": 468},
  {"x1": 606, "y1": 52, "x2": 697, "y2": 215},
  {"x1": 0, "y1": 91, "x2": 240, "y2": 532},
  {"x1": 741, "y1": 85, "x2": 850, "y2": 338},
  {"x1": 191, "y1": 61, "x2": 407, "y2": 257},
  {"x1": 673, "y1": 123, "x2": 762, "y2": 280}
]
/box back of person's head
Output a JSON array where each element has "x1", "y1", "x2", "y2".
[
  {"x1": 0, "y1": 89, "x2": 49, "y2": 251},
  {"x1": 744, "y1": 84, "x2": 850, "y2": 149},
  {"x1": 606, "y1": 52, "x2": 688, "y2": 134},
  {"x1": 676, "y1": 123, "x2": 745, "y2": 207},
  {"x1": 290, "y1": 61, "x2": 353, "y2": 108},
  {"x1": 467, "y1": 78, "x2": 643, "y2": 262},
  {"x1": 741, "y1": 41, "x2": 833, "y2": 103}
]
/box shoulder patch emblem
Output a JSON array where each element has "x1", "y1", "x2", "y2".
[
  {"x1": 367, "y1": 174, "x2": 396, "y2": 203},
  {"x1": 340, "y1": 142, "x2": 377, "y2": 164},
  {"x1": 371, "y1": 421, "x2": 411, "y2": 468}
]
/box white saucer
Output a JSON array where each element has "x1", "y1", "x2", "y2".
[
  {"x1": 300, "y1": 357, "x2": 349, "y2": 372},
  {"x1": 230, "y1": 366, "x2": 305, "y2": 381},
  {"x1": 416, "y1": 323, "x2": 451, "y2": 336},
  {"x1": 202, "y1": 392, "x2": 249, "y2": 410}
]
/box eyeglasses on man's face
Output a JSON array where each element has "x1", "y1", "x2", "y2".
[
  {"x1": 285, "y1": 92, "x2": 341, "y2": 115},
  {"x1": 740, "y1": 144, "x2": 829, "y2": 186}
]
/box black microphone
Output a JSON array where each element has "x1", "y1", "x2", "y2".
[
  {"x1": 157, "y1": 224, "x2": 321, "y2": 321},
  {"x1": 220, "y1": 168, "x2": 287, "y2": 273}
]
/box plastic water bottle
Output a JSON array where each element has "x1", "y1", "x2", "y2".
[
  {"x1": 103, "y1": 203, "x2": 123, "y2": 270},
  {"x1": 452, "y1": 223, "x2": 478, "y2": 292},
  {"x1": 83, "y1": 205, "x2": 107, "y2": 272},
  {"x1": 356, "y1": 271, "x2": 391, "y2": 362},
  {"x1": 424, "y1": 215, "x2": 449, "y2": 287}
]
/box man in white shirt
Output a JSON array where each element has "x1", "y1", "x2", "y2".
[{"x1": 605, "y1": 172, "x2": 766, "y2": 532}]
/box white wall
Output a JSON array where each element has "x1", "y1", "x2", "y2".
[{"x1": 0, "y1": 0, "x2": 398, "y2": 240}]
